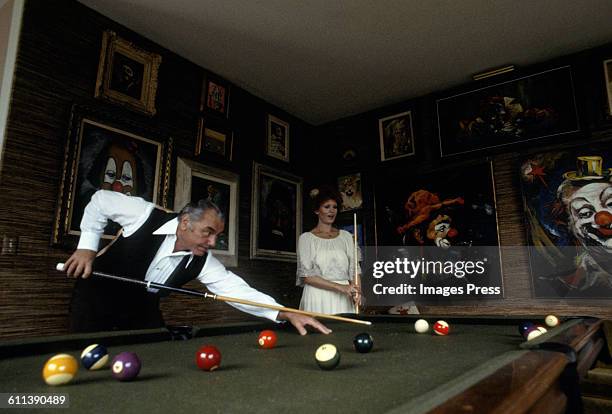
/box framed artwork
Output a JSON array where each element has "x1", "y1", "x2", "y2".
[
  {"x1": 378, "y1": 110, "x2": 415, "y2": 161},
  {"x1": 175, "y1": 158, "x2": 239, "y2": 267},
  {"x1": 95, "y1": 30, "x2": 162, "y2": 116},
  {"x1": 195, "y1": 117, "x2": 233, "y2": 161},
  {"x1": 337, "y1": 219, "x2": 365, "y2": 249},
  {"x1": 373, "y1": 161, "x2": 503, "y2": 300},
  {"x1": 520, "y1": 145, "x2": 612, "y2": 298},
  {"x1": 250, "y1": 162, "x2": 302, "y2": 261},
  {"x1": 604, "y1": 59, "x2": 612, "y2": 117},
  {"x1": 53, "y1": 106, "x2": 171, "y2": 245},
  {"x1": 266, "y1": 115, "x2": 290, "y2": 162},
  {"x1": 200, "y1": 74, "x2": 230, "y2": 118},
  {"x1": 437, "y1": 66, "x2": 580, "y2": 157},
  {"x1": 337, "y1": 173, "x2": 363, "y2": 212}
]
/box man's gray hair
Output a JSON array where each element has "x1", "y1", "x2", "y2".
[{"x1": 178, "y1": 199, "x2": 225, "y2": 223}]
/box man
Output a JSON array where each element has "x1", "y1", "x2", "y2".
[{"x1": 62, "y1": 190, "x2": 331, "y2": 335}]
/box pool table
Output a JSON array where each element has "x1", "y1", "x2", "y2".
[{"x1": 0, "y1": 316, "x2": 605, "y2": 413}]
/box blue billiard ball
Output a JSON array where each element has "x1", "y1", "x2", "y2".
[
  {"x1": 519, "y1": 322, "x2": 535, "y2": 337},
  {"x1": 80, "y1": 344, "x2": 109, "y2": 370}
]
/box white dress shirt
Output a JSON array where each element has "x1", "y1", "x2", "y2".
[{"x1": 78, "y1": 190, "x2": 280, "y2": 321}]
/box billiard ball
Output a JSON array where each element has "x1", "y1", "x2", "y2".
[
  {"x1": 433, "y1": 320, "x2": 450, "y2": 336},
  {"x1": 519, "y1": 321, "x2": 535, "y2": 337},
  {"x1": 353, "y1": 333, "x2": 374, "y2": 353},
  {"x1": 535, "y1": 325, "x2": 548, "y2": 334},
  {"x1": 196, "y1": 345, "x2": 222, "y2": 371},
  {"x1": 80, "y1": 344, "x2": 108, "y2": 370},
  {"x1": 258, "y1": 330, "x2": 278, "y2": 349},
  {"x1": 526, "y1": 328, "x2": 544, "y2": 341},
  {"x1": 545, "y1": 315, "x2": 559, "y2": 327},
  {"x1": 315, "y1": 344, "x2": 340, "y2": 370},
  {"x1": 111, "y1": 352, "x2": 141, "y2": 381},
  {"x1": 42, "y1": 354, "x2": 78, "y2": 386},
  {"x1": 414, "y1": 319, "x2": 429, "y2": 333}
]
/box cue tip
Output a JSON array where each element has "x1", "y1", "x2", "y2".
[{"x1": 56, "y1": 262, "x2": 65, "y2": 271}]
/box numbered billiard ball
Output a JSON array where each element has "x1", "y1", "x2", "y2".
[
  {"x1": 258, "y1": 330, "x2": 278, "y2": 349},
  {"x1": 111, "y1": 352, "x2": 141, "y2": 381},
  {"x1": 315, "y1": 344, "x2": 340, "y2": 370},
  {"x1": 196, "y1": 345, "x2": 222, "y2": 371},
  {"x1": 42, "y1": 354, "x2": 78, "y2": 386},
  {"x1": 545, "y1": 315, "x2": 560, "y2": 327},
  {"x1": 414, "y1": 319, "x2": 429, "y2": 333},
  {"x1": 519, "y1": 321, "x2": 535, "y2": 337},
  {"x1": 353, "y1": 333, "x2": 374, "y2": 353},
  {"x1": 433, "y1": 320, "x2": 450, "y2": 335},
  {"x1": 526, "y1": 327, "x2": 544, "y2": 341},
  {"x1": 80, "y1": 344, "x2": 108, "y2": 370}
]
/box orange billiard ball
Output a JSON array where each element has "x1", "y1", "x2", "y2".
[{"x1": 258, "y1": 330, "x2": 278, "y2": 349}]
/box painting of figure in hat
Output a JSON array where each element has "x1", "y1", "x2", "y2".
[
  {"x1": 374, "y1": 161, "x2": 503, "y2": 301},
  {"x1": 521, "y1": 147, "x2": 612, "y2": 298}
]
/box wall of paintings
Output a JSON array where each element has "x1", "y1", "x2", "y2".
[
  {"x1": 0, "y1": 0, "x2": 313, "y2": 338},
  {"x1": 312, "y1": 44, "x2": 612, "y2": 318},
  {"x1": 2, "y1": 2, "x2": 612, "y2": 338}
]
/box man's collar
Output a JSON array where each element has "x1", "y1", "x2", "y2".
[{"x1": 153, "y1": 217, "x2": 179, "y2": 235}]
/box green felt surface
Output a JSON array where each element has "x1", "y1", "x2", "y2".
[{"x1": 0, "y1": 320, "x2": 524, "y2": 413}]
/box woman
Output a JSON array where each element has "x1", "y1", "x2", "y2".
[{"x1": 297, "y1": 185, "x2": 361, "y2": 314}]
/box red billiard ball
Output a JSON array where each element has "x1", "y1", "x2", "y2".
[
  {"x1": 258, "y1": 330, "x2": 278, "y2": 349},
  {"x1": 196, "y1": 345, "x2": 221, "y2": 371},
  {"x1": 433, "y1": 320, "x2": 450, "y2": 336},
  {"x1": 111, "y1": 352, "x2": 141, "y2": 381}
]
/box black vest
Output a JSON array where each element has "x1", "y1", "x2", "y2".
[{"x1": 75, "y1": 209, "x2": 207, "y2": 304}]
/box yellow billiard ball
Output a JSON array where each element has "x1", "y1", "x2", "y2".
[{"x1": 42, "y1": 354, "x2": 78, "y2": 386}]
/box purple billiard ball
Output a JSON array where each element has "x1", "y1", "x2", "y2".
[{"x1": 111, "y1": 352, "x2": 141, "y2": 381}]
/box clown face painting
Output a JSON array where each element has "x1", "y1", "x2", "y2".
[
  {"x1": 521, "y1": 149, "x2": 612, "y2": 298},
  {"x1": 374, "y1": 161, "x2": 503, "y2": 300}
]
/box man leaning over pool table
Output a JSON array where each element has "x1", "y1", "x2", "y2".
[{"x1": 61, "y1": 190, "x2": 332, "y2": 335}]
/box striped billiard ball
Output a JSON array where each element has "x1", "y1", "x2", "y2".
[
  {"x1": 42, "y1": 354, "x2": 78, "y2": 386},
  {"x1": 315, "y1": 344, "x2": 340, "y2": 370},
  {"x1": 80, "y1": 344, "x2": 108, "y2": 370},
  {"x1": 433, "y1": 320, "x2": 450, "y2": 335}
]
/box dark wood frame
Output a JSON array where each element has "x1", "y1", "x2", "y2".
[{"x1": 200, "y1": 73, "x2": 230, "y2": 118}]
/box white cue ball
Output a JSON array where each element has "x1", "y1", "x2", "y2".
[
  {"x1": 545, "y1": 315, "x2": 559, "y2": 327},
  {"x1": 56, "y1": 263, "x2": 65, "y2": 271},
  {"x1": 414, "y1": 319, "x2": 429, "y2": 333}
]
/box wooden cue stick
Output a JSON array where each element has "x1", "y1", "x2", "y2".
[
  {"x1": 56, "y1": 264, "x2": 371, "y2": 326},
  {"x1": 353, "y1": 212, "x2": 360, "y2": 314}
]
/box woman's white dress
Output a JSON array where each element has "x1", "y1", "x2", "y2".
[{"x1": 296, "y1": 230, "x2": 361, "y2": 314}]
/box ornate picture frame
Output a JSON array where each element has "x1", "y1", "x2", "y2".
[
  {"x1": 175, "y1": 157, "x2": 239, "y2": 267},
  {"x1": 200, "y1": 74, "x2": 230, "y2": 118},
  {"x1": 95, "y1": 30, "x2": 162, "y2": 116},
  {"x1": 195, "y1": 117, "x2": 233, "y2": 162},
  {"x1": 266, "y1": 114, "x2": 290, "y2": 162},
  {"x1": 378, "y1": 110, "x2": 415, "y2": 161},
  {"x1": 437, "y1": 65, "x2": 579, "y2": 157},
  {"x1": 250, "y1": 162, "x2": 302, "y2": 261},
  {"x1": 53, "y1": 105, "x2": 172, "y2": 245}
]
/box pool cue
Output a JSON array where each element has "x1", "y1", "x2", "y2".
[
  {"x1": 353, "y1": 213, "x2": 360, "y2": 314},
  {"x1": 56, "y1": 263, "x2": 371, "y2": 326}
]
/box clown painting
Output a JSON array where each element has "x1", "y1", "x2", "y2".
[
  {"x1": 374, "y1": 161, "x2": 503, "y2": 300},
  {"x1": 67, "y1": 118, "x2": 162, "y2": 238},
  {"x1": 521, "y1": 147, "x2": 612, "y2": 298}
]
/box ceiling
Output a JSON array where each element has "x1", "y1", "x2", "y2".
[{"x1": 78, "y1": 0, "x2": 612, "y2": 125}]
